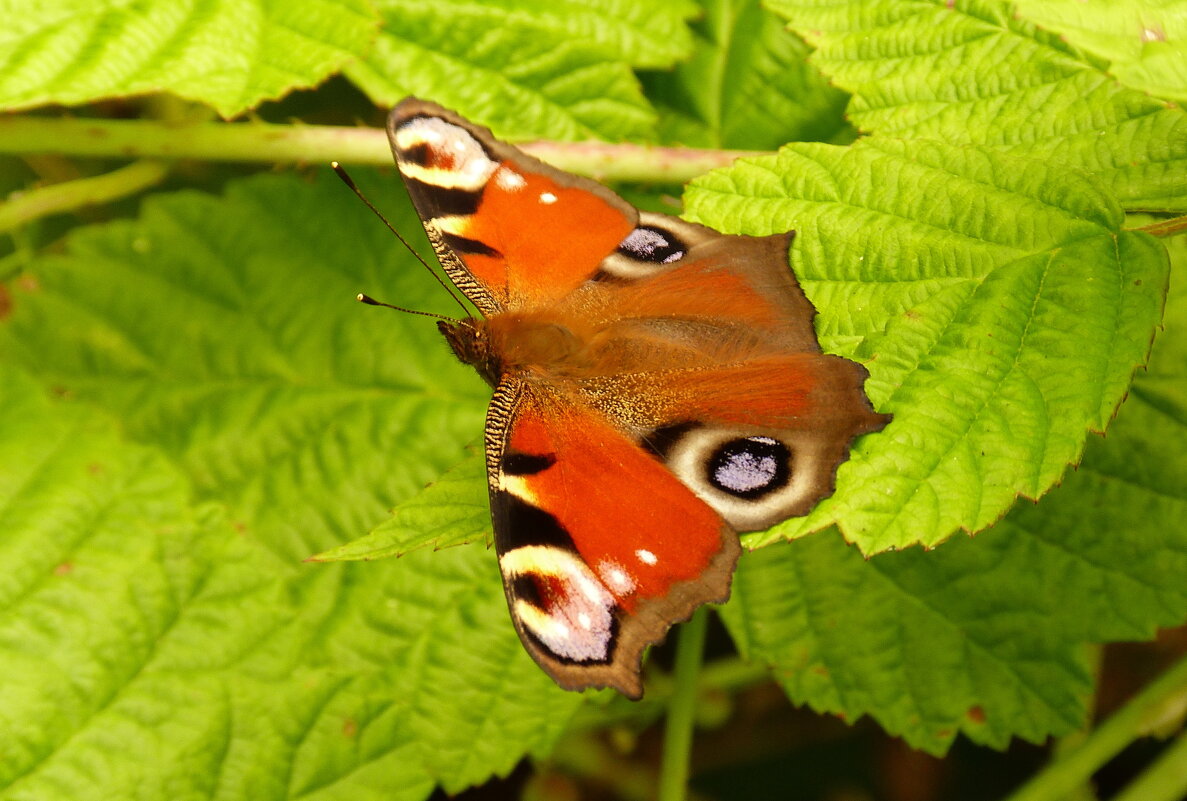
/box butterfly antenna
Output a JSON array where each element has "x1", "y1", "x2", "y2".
[
  {"x1": 332, "y1": 162, "x2": 472, "y2": 319},
  {"x1": 356, "y1": 293, "x2": 462, "y2": 323}
]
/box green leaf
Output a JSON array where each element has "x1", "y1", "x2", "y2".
[
  {"x1": 768, "y1": 0, "x2": 1187, "y2": 211},
  {"x1": 642, "y1": 0, "x2": 851, "y2": 149},
  {"x1": 1012, "y1": 0, "x2": 1187, "y2": 102},
  {"x1": 451, "y1": 0, "x2": 699, "y2": 68},
  {"x1": 311, "y1": 453, "x2": 490, "y2": 562},
  {"x1": 0, "y1": 363, "x2": 438, "y2": 800},
  {"x1": 1, "y1": 170, "x2": 487, "y2": 561},
  {"x1": 720, "y1": 241, "x2": 1187, "y2": 753},
  {"x1": 0, "y1": 0, "x2": 378, "y2": 118},
  {"x1": 344, "y1": 0, "x2": 658, "y2": 142},
  {"x1": 686, "y1": 139, "x2": 1169, "y2": 552},
  {"x1": 0, "y1": 171, "x2": 586, "y2": 794}
]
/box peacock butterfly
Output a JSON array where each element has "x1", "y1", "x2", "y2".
[{"x1": 378, "y1": 98, "x2": 889, "y2": 699}]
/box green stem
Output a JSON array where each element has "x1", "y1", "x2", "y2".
[
  {"x1": 658, "y1": 608, "x2": 709, "y2": 801},
  {"x1": 1112, "y1": 729, "x2": 1187, "y2": 801},
  {"x1": 1046, "y1": 646, "x2": 1104, "y2": 801},
  {"x1": 699, "y1": 655, "x2": 772, "y2": 692},
  {"x1": 1131, "y1": 215, "x2": 1187, "y2": 238},
  {"x1": 0, "y1": 116, "x2": 764, "y2": 183},
  {"x1": 0, "y1": 159, "x2": 169, "y2": 232},
  {"x1": 1004, "y1": 653, "x2": 1187, "y2": 801}
]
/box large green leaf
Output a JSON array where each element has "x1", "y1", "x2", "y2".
[
  {"x1": 1012, "y1": 0, "x2": 1187, "y2": 102},
  {"x1": 311, "y1": 453, "x2": 490, "y2": 562},
  {"x1": 0, "y1": 171, "x2": 585, "y2": 795},
  {"x1": 344, "y1": 0, "x2": 659, "y2": 142},
  {"x1": 451, "y1": 0, "x2": 699, "y2": 68},
  {"x1": 642, "y1": 0, "x2": 851, "y2": 149},
  {"x1": 1, "y1": 171, "x2": 486, "y2": 561},
  {"x1": 686, "y1": 139, "x2": 1168, "y2": 551},
  {"x1": 0, "y1": 364, "x2": 439, "y2": 800},
  {"x1": 0, "y1": 0, "x2": 377, "y2": 117},
  {"x1": 768, "y1": 0, "x2": 1187, "y2": 211},
  {"x1": 720, "y1": 241, "x2": 1187, "y2": 753}
]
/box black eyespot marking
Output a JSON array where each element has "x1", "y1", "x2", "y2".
[
  {"x1": 503, "y1": 452, "x2": 556, "y2": 476},
  {"x1": 641, "y1": 422, "x2": 699, "y2": 460},
  {"x1": 398, "y1": 140, "x2": 434, "y2": 168},
  {"x1": 491, "y1": 490, "x2": 574, "y2": 551},
  {"x1": 707, "y1": 436, "x2": 792, "y2": 499},
  {"x1": 511, "y1": 573, "x2": 546, "y2": 609},
  {"x1": 617, "y1": 226, "x2": 686, "y2": 264},
  {"x1": 403, "y1": 176, "x2": 482, "y2": 217},
  {"x1": 439, "y1": 231, "x2": 501, "y2": 257}
]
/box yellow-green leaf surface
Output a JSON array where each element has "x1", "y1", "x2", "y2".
[
  {"x1": 0, "y1": 172, "x2": 585, "y2": 796},
  {"x1": 0, "y1": 0, "x2": 378, "y2": 117},
  {"x1": 769, "y1": 0, "x2": 1187, "y2": 210},
  {"x1": 1013, "y1": 0, "x2": 1187, "y2": 102},
  {"x1": 686, "y1": 139, "x2": 1169, "y2": 552},
  {"x1": 344, "y1": 0, "x2": 661, "y2": 141},
  {"x1": 720, "y1": 243, "x2": 1187, "y2": 752},
  {"x1": 0, "y1": 364, "x2": 439, "y2": 800},
  {"x1": 312, "y1": 455, "x2": 490, "y2": 562}
]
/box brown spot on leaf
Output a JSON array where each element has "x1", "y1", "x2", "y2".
[
  {"x1": 341, "y1": 718, "x2": 358, "y2": 738},
  {"x1": 54, "y1": 562, "x2": 74, "y2": 576},
  {"x1": 0, "y1": 285, "x2": 10, "y2": 319},
  {"x1": 967, "y1": 705, "x2": 986, "y2": 724}
]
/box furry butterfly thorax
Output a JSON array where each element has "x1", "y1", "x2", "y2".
[{"x1": 384, "y1": 98, "x2": 888, "y2": 699}]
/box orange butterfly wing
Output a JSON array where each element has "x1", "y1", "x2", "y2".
[
  {"x1": 387, "y1": 98, "x2": 635, "y2": 313},
  {"x1": 487, "y1": 379, "x2": 737, "y2": 698}
]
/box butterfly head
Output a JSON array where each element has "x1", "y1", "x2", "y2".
[{"x1": 438, "y1": 318, "x2": 501, "y2": 387}]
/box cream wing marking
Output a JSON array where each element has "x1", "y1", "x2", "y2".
[
  {"x1": 392, "y1": 116, "x2": 499, "y2": 190},
  {"x1": 500, "y1": 546, "x2": 616, "y2": 662}
]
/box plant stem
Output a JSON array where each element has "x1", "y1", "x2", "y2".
[
  {"x1": 1131, "y1": 215, "x2": 1187, "y2": 238},
  {"x1": 0, "y1": 116, "x2": 765, "y2": 183},
  {"x1": 1111, "y1": 729, "x2": 1187, "y2": 801},
  {"x1": 1046, "y1": 646, "x2": 1104, "y2": 801},
  {"x1": 1004, "y1": 652, "x2": 1187, "y2": 801},
  {"x1": 658, "y1": 608, "x2": 709, "y2": 801},
  {"x1": 0, "y1": 159, "x2": 169, "y2": 232}
]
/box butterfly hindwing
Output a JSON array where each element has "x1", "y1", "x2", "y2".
[{"x1": 486, "y1": 378, "x2": 739, "y2": 699}]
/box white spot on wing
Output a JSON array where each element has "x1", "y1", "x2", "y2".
[
  {"x1": 539, "y1": 192, "x2": 558, "y2": 205},
  {"x1": 496, "y1": 167, "x2": 526, "y2": 191},
  {"x1": 635, "y1": 549, "x2": 657, "y2": 566},
  {"x1": 597, "y1": 560, "x2": 635, "y2": 594}
]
